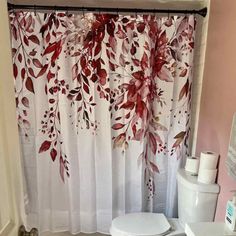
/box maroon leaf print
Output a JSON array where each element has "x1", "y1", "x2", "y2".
[
  {"x1": 83, "y1": 83, "x2": 90, "y2": 94},
  {"x1": 120, "y1": 101, "x2": 135, "y2": 110},
  {"x1": 172, "y1": 131, "x2": 186, "y2": 148},
  {"x1": 28, "y1": 35, "x2": 40, "y2": 45},
  {"x1": 22, "y1": 97, "x2": 29, "y2": 108},
  {"x1": 137, "y1": 22, "x2": 145, "y2": 33},
  {"x1": 37, "y1": 64, "x2": 48, "y2": 77},
  {"x1": 39, "y1": 140, "x2": 51, "y2": 153},
  {"x1": 94, "y1": 43, "x2": 101, "y2": 56},
  {"x1": 179, "y1": 79, "x2": 189, "y2": 101},
  {"x1": 132, "y1": 71, "x2": 144, "y2": 80},
  {"x1": 155, "y1": 59, "x2": 166, "y2": 74},
  {"x1": 29, "y1": 49, "x2": 37, "y2": 56},
  {"x1": 25, "y1": 77, "x2": 34, "y2": 93},
  {"x1": 189, "y1": 42, "x2": 194, "y2": 48},
  {"x1": 132, "y1": 58, "x2": 140, "y2": 66},
  {"x1": 50, "y1": 148, "x2": 57, "y2": 162},
  {"x1": 107, "y1": 21, "x2": 115, "y2": 36},
  {"x1": 18, "y1": 53, "x2": 22, "y2": 63},
  {"x1": 179, "y1": 68, "x2": 187, "y2": 77},
  {"x1": 141, "y1": 52, "x2": 148, "y2": 70},
  {"x1": 28, "y1": 68, "x2": 35, "y2": 77},
  {"x1": 21, "y1": 68, "x2": 26, "y2": 79},
  {"x1": 112, "y1": 123, "x2": 125, "y2": 130},
  {"x1": 149, "y1": 132, "x2": 157, "y2": 154},
  {"x1": 158, "y1": 31, "x2": 168, "y2": 47},
  {"x1": 130, "y1": 44, "x2": 136, "y2": 55},
  {"x1": 76, "y1": 93, "x2": 82, "y2": 101},
  {"x1": 33, "y1": 58, "x2": 43, "y2": 68},
  {"x1": 13, "y1": 63, "x2": 18, "y2": 78},
  {"x1": 47, "y1": 71, "x2": 55, "y2": 82},
  {"x1": 43, "y1": 42, "x2": 57, "y2": 55},
  {"x1": 98, "y1": 69, "x2": 107, "y2": 85},
  {"x1": 113, "y1": 133, "x2": 126, "y2": 148},
  {"x1": 23, "y1": 35, "x2": 29, "y2": 46}
]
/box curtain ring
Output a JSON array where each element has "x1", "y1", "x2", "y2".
[
  {"x1": 168, "y1": 10, "x2": 170, "y2": 19},
  {"x1": 66, "y1": 7, "x2": 69, "y2": 16},
  {"x1": 135, "y1": 11, "x2": 138, "y2": 19},
  {"x1": 185, "y1": 10, "x2": 187, "y2": 18},
  {"x1": 117, "y1": 8, "x2": 119, "y2": 16},
  {"x1": 82, "y1": 7, "x2": 85, "y2": 17},
  {"x1": 34, "y1": 5, "x2": 36, "y2": 16}
]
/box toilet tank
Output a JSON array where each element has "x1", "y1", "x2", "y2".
[{"x1": 177, "y1": 169, "x2": 220, "y2": 228}]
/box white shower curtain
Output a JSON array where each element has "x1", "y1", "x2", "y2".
[{"x1": 10, "y1": 11, "x2": 195, "y2": 234}]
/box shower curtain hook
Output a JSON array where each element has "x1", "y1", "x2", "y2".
[
  {"x1": 116, "y1": 8, "x2": 119, "y2": 16},
  {"x1": 82, "y1": 7, "x2": 85, "y2": 17},
  {"x1": 34, "y1": 5, "x2": 36, "y2": 16},
  {"x1": 66, "y1": 7, "x2": 69, "y2": 16},
  {"x1": 135, "y1": 10, "x2": 138, "y2": 19},
  {"x1": 185, "y1": 10, "x2": 187, "y2": 18},
  {"x1": 168, "y1": 10, "x2": 170, "y2": 19},
  {"x1": 154, "y1": 9, "x2": 158, "y2": 18}
]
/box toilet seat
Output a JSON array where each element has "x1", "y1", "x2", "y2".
[{"x1": 110, "y1": 213, "x2": 172, "y2": 236}]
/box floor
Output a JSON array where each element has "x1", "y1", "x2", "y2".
[{"x1": 42, "y1": 233, "x2": 106, "y2": 236}]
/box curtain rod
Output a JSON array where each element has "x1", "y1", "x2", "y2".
[{"x1": 7, "y1": 3, "x2": 207, "y2": 17}]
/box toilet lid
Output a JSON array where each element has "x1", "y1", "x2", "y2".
[{"x1": 110, "y1": 213, "x2": 171, "y2": 236}]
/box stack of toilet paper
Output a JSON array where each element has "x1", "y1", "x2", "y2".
[
  {"x1": 197, "y1": 151, "x2": 219, "y2": 184},
  {"x1": 185, "y1": 151, "x2": 219, "y2": 184},
  {"x1": 185, "y1": 156, "x2": 200, "y2": 175}
]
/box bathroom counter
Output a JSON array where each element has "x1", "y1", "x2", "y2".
[{"x1": 185, "y1": 222, "x2": 236, "y2": 236}]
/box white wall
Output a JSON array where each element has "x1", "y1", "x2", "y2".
[{"x1": 0, "y1": 0, "x2": 25, "y2": 235}]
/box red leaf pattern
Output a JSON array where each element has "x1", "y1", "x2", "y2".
[
  {"x1": 39, "y1": 140, "x2": 51, "y2": 153},
  {"x1": 11, "y1": 12, "x2": 195, "y2": 195}
]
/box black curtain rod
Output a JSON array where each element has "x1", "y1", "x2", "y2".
[{"x1": 7, "y1": 3, "x2": 207, "y2": 17}]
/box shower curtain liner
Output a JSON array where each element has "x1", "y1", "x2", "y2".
[{"x1": 10, "y1": 11, "x2": 195, "y2": 234}]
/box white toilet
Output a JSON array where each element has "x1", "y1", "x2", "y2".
[{"x1": 110, "y1": 168, "x2": 220, "y2": 236}]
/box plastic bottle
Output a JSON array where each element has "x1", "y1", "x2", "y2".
[{"x1": 225, "y1": 190, "x2": 236, "y2": 231}]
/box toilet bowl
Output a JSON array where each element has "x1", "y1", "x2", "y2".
[
  {"x1": 110, "y1": 169, "x2": 220, "y2": 236},
  {"x1": 110, "y1": 213, "x2": 184, "y2": 236}
]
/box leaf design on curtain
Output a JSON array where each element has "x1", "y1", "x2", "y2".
[{"x1": 10, "y1": 12, "x2": 195, "y2": 196}]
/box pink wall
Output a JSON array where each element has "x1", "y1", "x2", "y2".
[{"x1": 196, "y1": 0, "x2": 236, "y2": 220}]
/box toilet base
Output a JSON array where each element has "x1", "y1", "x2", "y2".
[{"x1": 167, "y1": 218, "x2": 185, "y2": 236}]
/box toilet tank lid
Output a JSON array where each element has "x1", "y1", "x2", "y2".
[{"x1": 177, "y1": 169, "x2": 220, "y2": 193}]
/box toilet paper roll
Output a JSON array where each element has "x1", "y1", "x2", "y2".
[
  {"x1": 198, "y1": 168, "x2": 217, "y2": 184},
  {"x1": 185, "y1": 157, "x2": 199, "y2": 174},
  {"x1": 199, "y1": 151, "x2": 219, "y2": 170}
]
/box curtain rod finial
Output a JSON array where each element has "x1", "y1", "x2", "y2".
[{"x1": 198, "y1": 7, "x2": 207, "y2": 17}]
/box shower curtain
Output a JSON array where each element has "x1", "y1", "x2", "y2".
[{"x1": 10, "y1": 11, "x2": 195, "y2": 234}]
